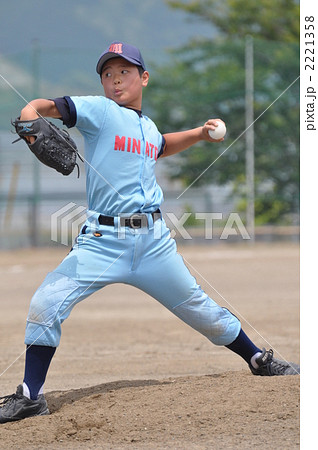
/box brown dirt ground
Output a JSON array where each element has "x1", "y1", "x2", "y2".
[{"x1": 0, "y1": 243, "x2": 300, "y2": 449}]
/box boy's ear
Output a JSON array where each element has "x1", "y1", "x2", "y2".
[{"x1": 142, "y1": 71, "x2": 149, "y2": 87}]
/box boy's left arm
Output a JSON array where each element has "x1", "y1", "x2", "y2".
[{"x1": 161, "y1": 119, "x2": 224, "y2": 158}]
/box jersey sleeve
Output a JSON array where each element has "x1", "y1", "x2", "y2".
[
  {"x1": 157, "y1": 135, "x2": 166, "y2": 159},
  {"x1": 52, "y1": 96, "x2": 77, "y2": 128},
  {"x1": 69, "y1": 96, "x2": 110, "y2": 140}
]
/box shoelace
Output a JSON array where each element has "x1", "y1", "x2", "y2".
[
  {"x1": 0, "y1": 392, "x2": 20, "y2": 406},
  {"x1": 263, "y1": 350, "x2": 293, "y2": 375},
  {"x1": 270, "y1": 358, "x2": 290, "y2": 374}
]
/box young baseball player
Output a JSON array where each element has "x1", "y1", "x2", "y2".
[{"x1": 0, "y1": 42, "x2": 299, "y2": 423}]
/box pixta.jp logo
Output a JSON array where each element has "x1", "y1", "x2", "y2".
[
  {"x1": 51, "y1": 204, "x2": 251, "y2": 246},
  {"x1": 51, "y1": 202, "x2": 88, "y2": 246}
]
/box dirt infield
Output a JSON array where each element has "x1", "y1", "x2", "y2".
[{"x1": 0, "y1": 243, "x2": 300, "y2": 449}]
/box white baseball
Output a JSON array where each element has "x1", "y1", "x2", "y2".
[{"x1": 208, "y1": 121, "x2": 226, "y2": 139}]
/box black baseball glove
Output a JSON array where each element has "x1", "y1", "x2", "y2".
[{"x1": 12, "y1": 117, "x2": 83, "y2": 177}]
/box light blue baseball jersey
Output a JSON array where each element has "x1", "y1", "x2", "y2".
[
  {"x1": 70, "y1": 95, "x2": 164, "y2": 216},
  {"x1": 25, "y1": 95, "x2": 241, "y2": 349}
]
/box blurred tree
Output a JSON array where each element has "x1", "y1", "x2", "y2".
[
  {"x1": 145, "y1": 0, "x2": 299, "y2": 224},
  {"x1": 167, "y1": 0, "x2": 299, "y2": 42}
]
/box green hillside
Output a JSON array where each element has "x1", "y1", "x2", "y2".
[{"x1": 0, "y1": 0, "x2": 213, "y2": 129}]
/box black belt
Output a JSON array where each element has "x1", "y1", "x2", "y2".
[{"x1": 98, "y1": 209, "x2": 161, "y2": 229}]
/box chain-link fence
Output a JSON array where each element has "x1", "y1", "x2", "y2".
[{"x1": 0, "y1": 42, "x2": 299, "y2": 248}]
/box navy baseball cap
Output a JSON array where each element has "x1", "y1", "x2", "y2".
[{"x1": 96, "y1": 41, "x2": 146, "y2": 75}]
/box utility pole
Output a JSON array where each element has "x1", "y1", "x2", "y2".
[
  {"x1": 245, "y1": 35, "x2": 255, "y2": 243},
  {"x1": 30, "y1": 39, "x2": 41, "y2": 247}
]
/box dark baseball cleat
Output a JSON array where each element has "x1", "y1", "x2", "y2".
[
  {"x1": 0, "y1": 385, "x2": 49, "y2": 423},
  {"x1": 249, "y1": 348, "x2": 300, "y2": 376}
]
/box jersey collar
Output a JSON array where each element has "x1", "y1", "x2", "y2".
[{"x1": 124, "y1": 106, "x2": 142, "y2": 117}]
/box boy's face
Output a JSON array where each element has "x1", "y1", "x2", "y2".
[{"x1": 101, "y1": 57, "x2": 149, "y2": 110}]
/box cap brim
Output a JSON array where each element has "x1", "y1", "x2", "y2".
[{"x1": 96, "y1": 53, "x2": 144, "y2": 75}]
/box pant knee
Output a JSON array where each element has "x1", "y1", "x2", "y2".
[
  {"x1": 172, "y1": 288, "x2": 240, "y2": 346},
  {"x1": 25, "y1": 271, "x2": 80, "y2": 347}
]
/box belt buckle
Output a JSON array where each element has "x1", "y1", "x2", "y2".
[{"x1": 129, "y1": 213, "x2": 147, "y2": 229}]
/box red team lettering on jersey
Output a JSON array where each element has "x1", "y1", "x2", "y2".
[{"x1": 114, "y1": 135, "x2": 158, "y2": 160}]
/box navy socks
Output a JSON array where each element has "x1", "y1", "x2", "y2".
[
  {"x1": 23, "y1": 345, "x2": 56, "y2": 400},
  {"x1": 225, "y1": 328, "x2": 261, "y2": 364},
  {"x1": 22, "y1": 330, "x2": 260, "y2": 399}
]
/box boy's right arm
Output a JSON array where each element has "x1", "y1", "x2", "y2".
[
  {"x1": 20, "y1": 99, "x2": 62, "y2": 121},
  {"x1": 19, "y1": 99, "x2": 62, "y2": 143}
]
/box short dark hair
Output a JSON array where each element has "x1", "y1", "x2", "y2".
[{"x1": 137, "y1": 65, "x2": 145, "y2": 76}]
